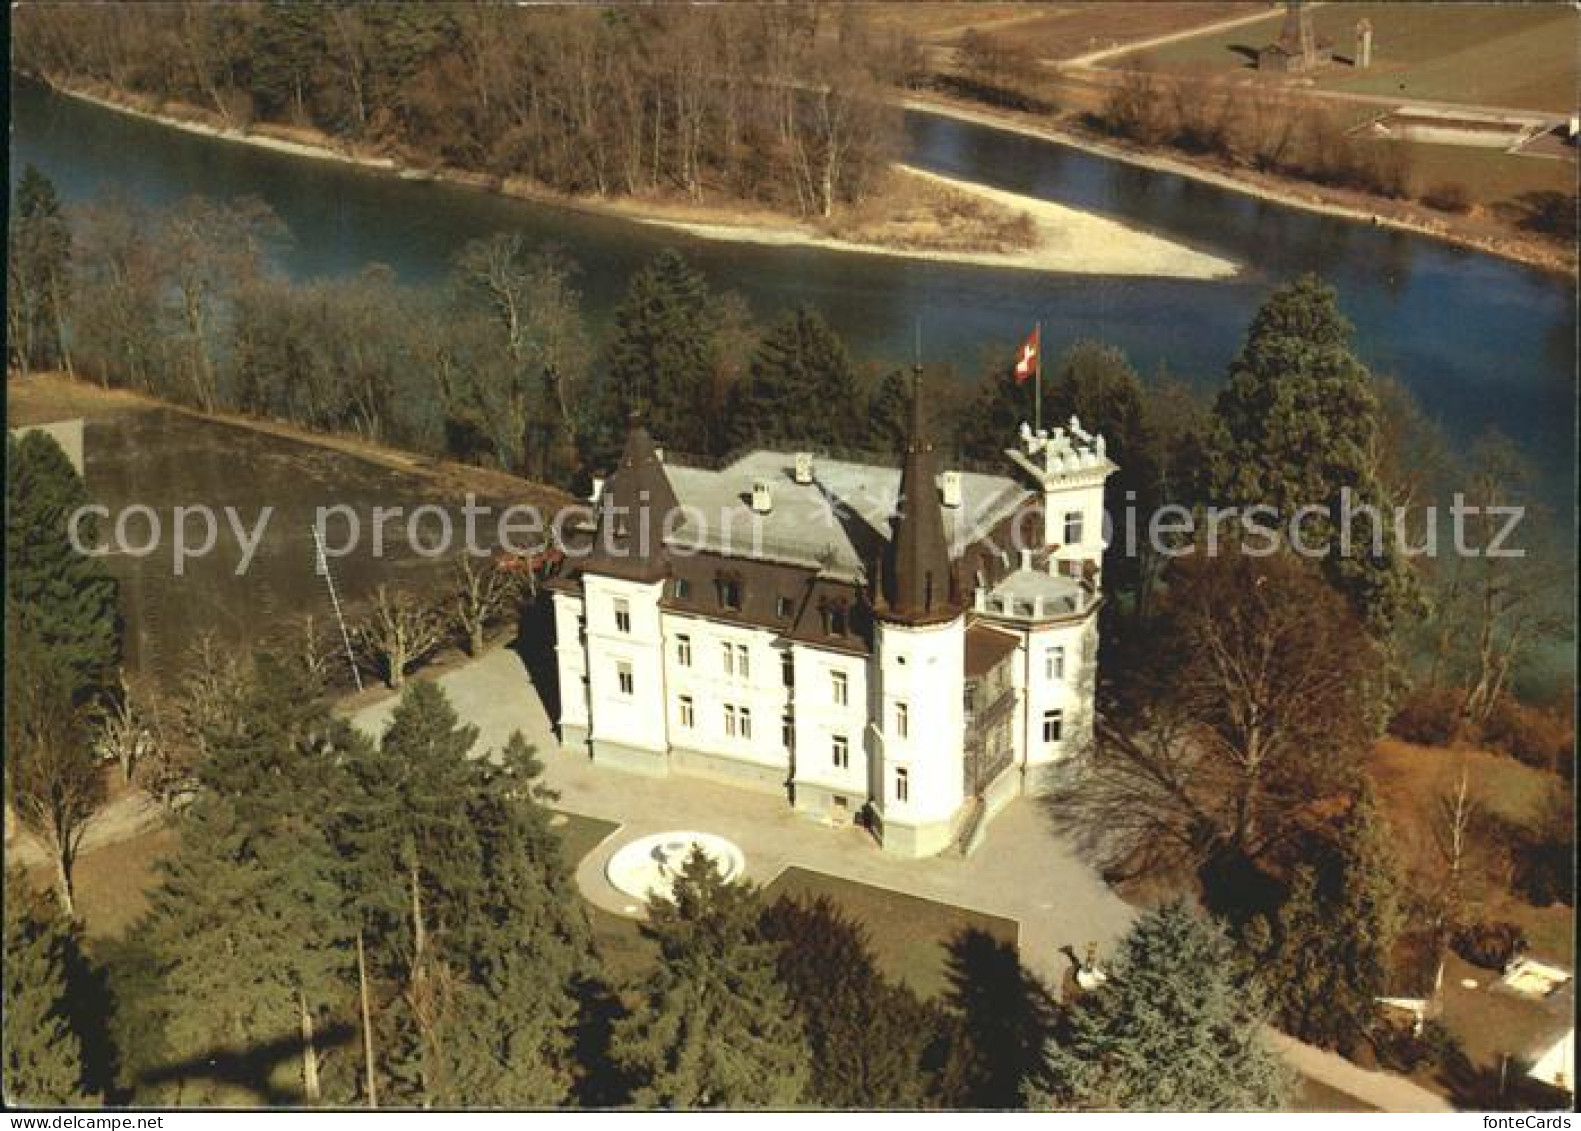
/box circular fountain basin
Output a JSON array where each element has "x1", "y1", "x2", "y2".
[{"x1": 605, "y1": 831, "x2": 746, "y2": 908}]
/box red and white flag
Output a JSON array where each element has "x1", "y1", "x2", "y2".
[{"x1": 1013, "y1": 325, "x2": 1040, "y2": 384}]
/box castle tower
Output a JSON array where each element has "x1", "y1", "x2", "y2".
[
  {"x1": 872, "y1": 367, "x2": 966, "y2": 856},
  {"x1": 579, "y1": 425, "x2": 676, "y2": 776}
]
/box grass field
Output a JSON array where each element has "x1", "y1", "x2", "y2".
[
  {"x1": 1369, "y1": 739, "x2": 1573, "y2": 966},
  {"x1": 1117, "y1": 3, "x2": 1574, "y2": 114},
  {"x1": 861, "y1": 2, "x2": 1262, "y2": 59}
]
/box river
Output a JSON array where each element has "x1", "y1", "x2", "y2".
[{"x1": 9, "y1": 80, "x2": 1577, "y2": 686}]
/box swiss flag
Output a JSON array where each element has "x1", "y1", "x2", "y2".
[{"x1": 1013, "y1": 326, "x2": 1040, "y2": 384}]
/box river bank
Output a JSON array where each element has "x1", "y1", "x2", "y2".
[
  {"x1": 902, "y1": 93, "x2": 1575, "y2": 278},
  {"x1": 38, "y1": 78, "x2": 1234, "y2": 281}
]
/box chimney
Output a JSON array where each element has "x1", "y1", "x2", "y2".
[
  {"x1": 794, "y1": 452, "x2": 814, "y2": 485},
  {"x1": 941, "y1": 469, "x2": 962, "y2": 508},
  {"x1": 590, "y1": 476, "x2": 605, "y2": 503},
  {"x1": 751, "y1": 480, "x2": 773, "y2": 514}
]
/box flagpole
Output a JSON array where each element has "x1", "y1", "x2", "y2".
[{"x1": 1033, "y1": 321, "x2": 1042, "y2": 435}]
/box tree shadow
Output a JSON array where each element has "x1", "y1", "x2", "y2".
[
  {"x1": 570, "y1": 973, "x2": 633, "y2": 1107},
  {"x1": 137, "y1": 1022, "x2": 356, "y2": 1106},
  {"x1": 1434, "y1": 1044, "x2": 1570, "y2": 1111},
  {"x1": 937, "y1": 928, "x2": 1058, "y2": 1108}
]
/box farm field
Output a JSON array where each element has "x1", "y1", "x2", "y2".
[{"x1": 1115, "y1": 3, "x2": 1575, "y2": 114}]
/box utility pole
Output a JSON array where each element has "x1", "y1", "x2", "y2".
[{"x1": 312, "y1": 523, "x2": 362, "y2": 692}]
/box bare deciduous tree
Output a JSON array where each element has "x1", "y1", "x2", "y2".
[
  {"x1": 93, "y1": 668, "x2": 154, "y2": 786},
  {"x1": 6, "y1": 658, "x2": 105, "y2": 918},
  {"x1": 452, "y1": 556, "x2": 520, "y2": 657},
  {"x1": 356, "y1": 585, "x2": 446, "y2": 690},
  {"x1": 1050, "y1": 551, "x2": 1383, "y2": 886}
]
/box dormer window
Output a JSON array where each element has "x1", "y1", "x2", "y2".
[
  {"x1": 674, "y1": 578, "x2": 691, "y2": 600},
  {"x1": 776, "y1": 595, "x2": 793, "y2": 619},
  {"x1": 819, "y1": 600, "x2": 848, "y2": 637},
  {"x1": 716, "y1": 573, "x2": 743, "y2": 611}
]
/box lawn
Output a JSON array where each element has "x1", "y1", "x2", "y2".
[
  {"x1": 22, "y1": 825, "x2": 180, "y2": 940},
  {"x1": 1115, "y1": 3, "x2": 1574, "y2": 114},
  {"x1": 762, "y1": 867, "x2": 1020, "y2": 1000}
]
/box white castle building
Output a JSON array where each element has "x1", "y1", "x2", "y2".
[{"x1": 548, "y1": 371, "x2": 1115, "y2": 857}]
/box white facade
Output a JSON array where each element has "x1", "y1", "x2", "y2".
[{"x1": 552, "y1": 422, "x2": 1114, "y2": 857}]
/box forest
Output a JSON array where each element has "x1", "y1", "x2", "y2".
[{"x1": 11, "y1": 2, "x2": 914, "y2": 222}]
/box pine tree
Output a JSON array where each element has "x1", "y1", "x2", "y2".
[
  {"x1": 613, "y1": 850, "x2": 810, "y2": 1108},
  {"x1": 759, "y1": 895, "x2": 933, "y2": 1108},
  {"x1": 5, "y1": 431, "x2": 120, "y2": 696},
  {"x1": 1035, "y1": 901, "x2": 1292, "y2": 1112},
  {"x1": 956, "y1": 358, "x2": 1032, "y2": 464},
  {"x1": 1254, "y1": 786, "x2": 1403, "y2": 1050},
  {"x1": 1205, "y1": 274, "x2": 1416, "y2": 637},
  {"x1": 727, "y1": 305, "x2": 860, "y2": 449},
  {"x1": 7, "y1": 165, "x2": 72, "y2": 373},
  {"x1": 3, "y1": 874, "x2": 94, "y2": 1105},
  {"x1": 866, "y1": 368, "x2": 912, "y2": 454},
  {"x1": 140, "y1": 658, "x2": 357, "y2": 1104},
  {"x1": 339, "y1": 684, "x2": 587, "y2": 1106},
  {"x1": 593, "y1": 250, "x2": 720, "y2": 464}
]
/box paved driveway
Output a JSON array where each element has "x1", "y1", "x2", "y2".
[{"x1": 346, "y1": 645, "x2": 1134, "y2": 986}]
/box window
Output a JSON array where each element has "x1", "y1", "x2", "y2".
[
  {"x1": 782, "y1": 713, "x2": 794, "y2": 751},
  {"x1": 832, "y1": 735, "x2": 850, "y2": 769},
  {"x1": 1045, "y1": 645, "x2": 1065, "y2": 682},
  {"x1": 895, "y1": 767, "x2": 909, "y2": 802},
  {"x1": 776, "y1": 595, "x2": 794, "y2": 619},
  {"x1": 724, "y1": 704, "x2": 739, "y2": 737},
  {"x1": 1064, "y1": 510, "x2": 1084, "y2": 546},
  {"x1": 617, "y1": 661, "x2": 634, "y2": 696},
  {"x1": 1043, "y1": 709, "x2": 1064, "y2": 744},
  {"x1": 831, "y1": 670, "x2": 848, "y2": 707},
  {"x1": 674, "y1": 577, "x2": 691, "y2": 600},
  {"x1": 679, "y1": 695, "x2": 694, "y2": 728},
  {"x1": 963, "y1": 684, "x2": 978, "y2": 717},
  {"x1": 736, "y1": 644, "x2": 750, "y2": 680},
  {"x1": 820, "y1": 602, "x2": 847, "y2": 636},
  {"x1": 717, "y1": 576, "x2": 742, "y2": 610},
  {"x1": 614, "y1": 597, "x2": 631, "y2": 634},
  {"x1": 677, "y1": 634, "x2": 692, "y2": 667},
  {"x1": 781, "y1": 650, "x2": 795, "y2": 687},
  {"x1": 895, "y1": 702, "x2": 909, "y2": 739},
  {"x1": 739, "y1": 707, "x2": 752, "y2": 741}
]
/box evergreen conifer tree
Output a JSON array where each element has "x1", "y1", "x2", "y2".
[
  {"x1": 1253, "y1": 786, "x2": 1403, "y2": 1049},
  {"x1": 338, "y1": 684, "x2": 587, "y2": 1106},
  {"x1": 1035, "y1": 901, "x2": 1291, "y2": 1111},
  {"x1": 1205, "y1": 274, "x2": 1416, "y2": 636},
  {"x1": 3, "y1": 876, "x2": 95, "y2": 1105},
  {"x1": 613, "y1": 850, "x2": 810, "y2": 1108},
  {"x1": 727, "y1": 305, "x2": 859, "y2": 449},
  {"x1": 6, "y1": 431, "x2": 120, "y2": 696},
  {"x1": 594, "y1": 250, "x2": 720, "y2": 463},
  {"x1": 8, "y1": 165, "x2": 72, "y2": 373}
]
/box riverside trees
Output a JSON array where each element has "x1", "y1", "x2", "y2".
[{"x1": 14, "y1": 5, "x2": 906, "y2": 221}]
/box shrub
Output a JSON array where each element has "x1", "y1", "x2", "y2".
[
  {"x1": 1388, "y1": 686, "x2": 1463, "y2": 746},
  {"x1": 1481, "y1": 697, "x2": 1574, "y2": 772},
  {"x1": 1421, "y1": 182, "x2": 1471, "y2": 214},
  {"x1": 1370, "y1": 1019, "x2": 1460, "y2": 1074},
  {"x1": 1451, "y1": 921, "x2": 1528, "y2": 971}
]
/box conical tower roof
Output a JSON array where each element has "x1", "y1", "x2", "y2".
[
  {"x1": 878, "y1": 367, "x2": 959, "y2": 625},
  {"x1": 583, "y1": 424, "x2": 677, "y2": 582}
]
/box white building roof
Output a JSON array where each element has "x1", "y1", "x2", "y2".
[{"x1": 663, "y1": 450, "x2": 1028, "y2": 581}]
